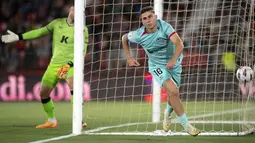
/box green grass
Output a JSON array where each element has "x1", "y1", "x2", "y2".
[
  {"x1": 51, "y1": 135, "x2": 255, "y2": 143},
  {"x1": 0, "y1": 102, "x2": 254, "y2": 143}
]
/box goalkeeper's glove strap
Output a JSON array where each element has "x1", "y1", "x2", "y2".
[
  {"x1": 67, "y1": 61, "x2": 74, "y2": 67},
  {"x1": 18, "y1": 33, "x2": 23, "y2": 40}
]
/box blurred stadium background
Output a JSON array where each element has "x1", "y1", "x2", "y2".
[{"x1": 0, "y1": 0, "x2": 255, "y2": 143}]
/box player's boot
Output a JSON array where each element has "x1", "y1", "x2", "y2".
[
  {"x1": 82, "y1": 121, "x2": 87, "y2": 128},
  {"x1": 36, "y1": 121, "x2": 58, "y2": 128},
  {"x1": 185, "y1": 124, "x2": 201, "y2": 136},
  {"x1": 163, "y1": 109, "x2": 171, "y2": 132}
]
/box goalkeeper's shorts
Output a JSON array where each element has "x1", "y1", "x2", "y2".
[
  {"x1": 149, "y1": 64, "x2": 182, "y2": 88},
  {"x1": 41, "y1": 63, "x2": 74, "y2": 88}
]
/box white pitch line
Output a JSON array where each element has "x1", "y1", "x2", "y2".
[
  {"x1": 186, "y1": 120, "x2": 255, "y2": 124},
  {"x1": 29, "y1": 134, "x2": 77, "y2": 143},
  {"x1": 84, "y1": 107, "x2": 255, "y2": 134},
  {"x1": 29, "y1": 107, "x2": 255, "y2": 143}
]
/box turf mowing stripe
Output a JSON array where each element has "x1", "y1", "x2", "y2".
[{"x1": 29, "y1": 107, "x2": 255, "y2": 143}]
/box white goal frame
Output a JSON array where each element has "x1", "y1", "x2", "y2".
[{"x1": 72, "y1": 0, "x2": 255, "y2": 136}]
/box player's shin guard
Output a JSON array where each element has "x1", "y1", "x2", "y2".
[{"x1": 41, "y1": 97, "x2": 55, "y2": 122}]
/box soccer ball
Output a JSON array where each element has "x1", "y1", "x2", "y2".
[{"x1": 236, "y1": 66, "x2": 254, "y2": 82}]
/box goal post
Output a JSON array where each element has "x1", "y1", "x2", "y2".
[
  {"x1": 72, "y1": 0, "x2": 86, "y2": 135},
  {"x1": 79, "y1": 0, "x2": 255, "y2": 136}
]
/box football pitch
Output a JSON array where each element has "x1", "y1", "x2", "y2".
[{"x1": 0, "y1": 102, "x2": 254, "y2": 143}]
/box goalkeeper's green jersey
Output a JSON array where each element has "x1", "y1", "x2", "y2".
[{"x1": 22, "y1": 18, "x2": 89, "y2": 65}]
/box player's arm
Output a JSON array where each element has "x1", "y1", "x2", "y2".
[
  {"x1": 122, "y1": 34, "x2": 132, "y2": 59},
  {"x1": 164, "y1": 22, "x2": 184, "y2": 69},
  {"x1": 121, "y1": 33, "x2": 140, "y2": 66},
  {"x1": 1, "y1": 28, "x2": 50, "y2": 43},
  {"x1": 1, "y1": 19, "x2": 58, "y2": 43},
  {"x1": 169, "y1": 33, "x2": 184, "y2": 62},
  {"x1": 83, "y1": 27, "x2": 89, "y2": 57},
  {"x1": 21, "y1": 27, "x2": 50, "y2": 40}
]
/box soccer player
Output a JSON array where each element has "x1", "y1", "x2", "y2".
[
  {"x1": 121, "y1": 6, "x2": 200, "y2": 136},
  {"x1": 1, "y1": 6, "x2": 88, "y2": 128}
]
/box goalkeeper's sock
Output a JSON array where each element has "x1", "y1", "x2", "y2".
[
  {"x1": 178, "y1": 113, "x2": 189, "y2": 128},
  {"x1": 41, "y1": 97, "x2": 56, "y2": 124},
  {"x1": 166, "y1": 104, "x2": 174, "y2": 115}
]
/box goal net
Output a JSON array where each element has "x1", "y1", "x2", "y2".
[{"x1": 82, "y1": 0, "x2": 255, "y2": 136}]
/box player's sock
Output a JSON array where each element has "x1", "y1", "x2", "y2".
[
  {"x1": 48, "y1": 118, "x2": 57, "y2": 123},
  {"x1": 166, "y1": 104, "x2": 174, "y2": 115},
  {"x1": 41, "y1": 97, "x2": 56, "y2": 124},
  {"x1": 178, "y1": 113, "x2": 189, "y2": 128}
]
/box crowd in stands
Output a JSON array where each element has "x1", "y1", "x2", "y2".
[{"x1": 0, "y1": 0, "x2": 253, "y2": 73}]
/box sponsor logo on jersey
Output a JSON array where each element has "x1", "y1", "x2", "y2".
[
  {"x1": 147, "y1": 46, "x2": 165, "y2": 54},
  {"x1": 60, "y1": 35, "x2": 69, "y2": 44}
]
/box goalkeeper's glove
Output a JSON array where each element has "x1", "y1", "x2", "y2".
[
  {"x1": 57, "y1": 61, "x2": 74, "y2": 79},
  {"x1": 1, "y1": 30, "x2": 22, "y2": 43}
]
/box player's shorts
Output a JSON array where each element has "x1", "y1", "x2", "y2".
[
  {"x1": 41, "y1": 63, "x2": 74, "y2": 88},
  {"x1": 149, "y1": 64, "x2": 182, "y2": 88}
]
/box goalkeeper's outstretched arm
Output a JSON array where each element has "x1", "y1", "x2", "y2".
[
  {"x1": 1, "y1": 19, "x2": 59, "y2": 43},
  {"x1": 1, "y1": 27, "x2": 50, "y2": 43}
]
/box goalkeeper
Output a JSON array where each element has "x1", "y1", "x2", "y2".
[
  {"x1": 1, "y1": 6, "x2": 88, "y2": 128},
  {"x1": 122, "y1": 6, "x2": 200, "y2": 136}
]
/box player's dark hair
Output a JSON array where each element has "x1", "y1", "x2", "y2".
[{"x1": 140, "y1": 6, "x2": 155, "y2": 15}]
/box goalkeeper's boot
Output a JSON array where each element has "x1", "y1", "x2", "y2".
[
  {"x1": 185, "y1": 124, "x2": 201, "y2": 136},
  {"x1": 36, "y1": 121, "x2": 58, "y2": 128},
  {"x1": 163, "y1": 109, "x2": 171, "y2": 132},
  {"x1": 82, "y1": 121, "x2": 87, "y2": 128}
]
